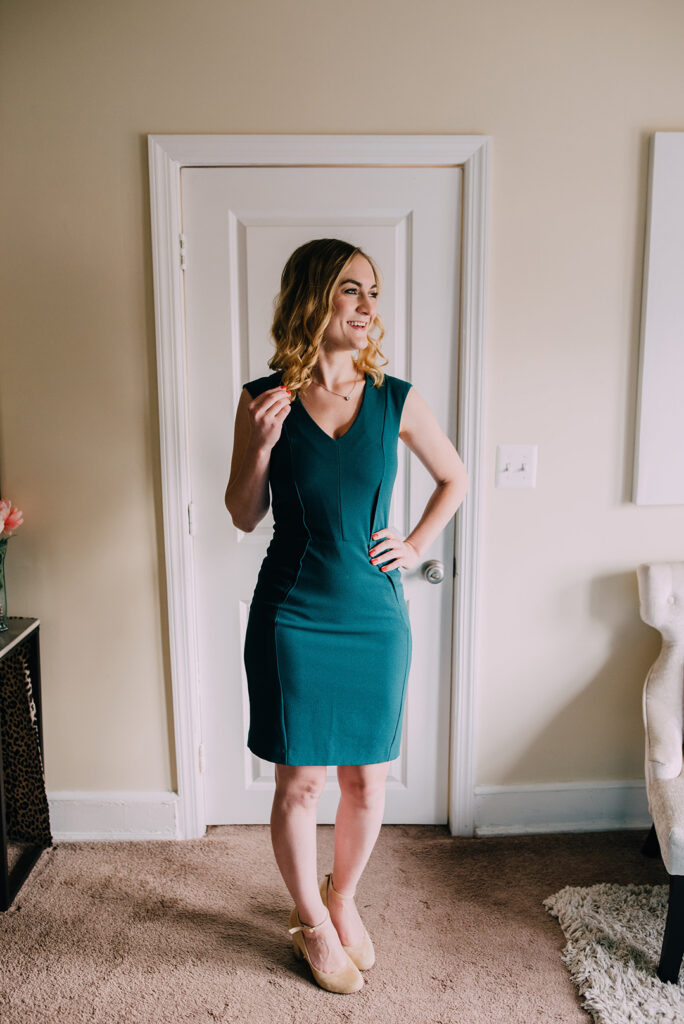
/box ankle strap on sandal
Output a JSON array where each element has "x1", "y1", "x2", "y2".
[
  {"x1": 289, "y1": 907, "x2": 330, "y2": 935},
  {"x1": 328, "y1": 872, "x2": 356, "y2": 900}
]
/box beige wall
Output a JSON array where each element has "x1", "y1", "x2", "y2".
[{"x1": 1, "y1": 0, "x2": 680, "y2": 794}]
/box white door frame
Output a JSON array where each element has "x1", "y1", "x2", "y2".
[{"x1": 147, "y1": 133, "x2": 490, "y2": 839}]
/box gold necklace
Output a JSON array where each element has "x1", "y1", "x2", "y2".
[{"x1": 311, "y1": 372, "x2": 363, "y2": 402}]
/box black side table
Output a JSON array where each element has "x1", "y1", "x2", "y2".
[{"x1": 0, "y1": 617, "x2": 52, "y2": 910}]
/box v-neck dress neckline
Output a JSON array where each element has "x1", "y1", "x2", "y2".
[{"x1": 296, "y1": 374, "x2": 369, "y2": 443}]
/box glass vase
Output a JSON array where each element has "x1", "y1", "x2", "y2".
[{"x1": 0, "y1": 538, "x2": 8, "y2": 631}]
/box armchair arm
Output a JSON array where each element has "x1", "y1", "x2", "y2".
[{"x1": 642, "y1": 649, "x2": 684, "y2": 780}]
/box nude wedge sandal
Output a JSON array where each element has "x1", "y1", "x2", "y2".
[
  {"x1": 320, "y1": 873, "x2": 376, "y2": 970},
  {"x1": 288, "y1": 905, "x2": 364, "y2": 993}
]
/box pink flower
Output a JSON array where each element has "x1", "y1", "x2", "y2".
[{"x1": 0, "y1": 498, "x2": 23, "y2": 539}]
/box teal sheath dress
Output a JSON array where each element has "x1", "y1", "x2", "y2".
[{"x1": 242, "y1": 368, "x2": 413, "y2": 766}]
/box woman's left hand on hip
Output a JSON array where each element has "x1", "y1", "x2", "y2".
[{"x1": 368, "y1": 527, "x2": 420, "y2": 572}]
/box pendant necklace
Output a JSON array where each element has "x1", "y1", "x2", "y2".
[{"x1": 311, "y1": 373, "x2": 363, "y2": 401}]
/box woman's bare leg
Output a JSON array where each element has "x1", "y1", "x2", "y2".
[
  {"x1": 329, "y1": 762, "x2": 390, "y2": 945},
  {"x1": 270, "y1": 763, "x2": 350, "y2": 972}
]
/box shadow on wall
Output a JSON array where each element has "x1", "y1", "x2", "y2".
[{"x1": 502, "y1": 570, "x2": 662, "y2": 785}]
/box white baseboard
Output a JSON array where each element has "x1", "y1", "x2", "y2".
[
  {"x1": 474, "y1": 780, "x2": 651, "y2": 836},
  {"x1": 46, "y1": 782, "x2": 651, "y2": 841},
  {"x1": 47, "y1": 791, "x2": 180, "y2": 841}
]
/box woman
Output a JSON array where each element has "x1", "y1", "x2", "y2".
[{"x1": 225, "y1": 238, "x2": 469, "y2": 993}]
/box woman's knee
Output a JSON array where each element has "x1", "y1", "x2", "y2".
[
  {"x1": 274, "y1": 764, "x2": 327, "y2": 810},
  {"x1": 337, "y1": 764, "x2": 388, "y2": 809}
]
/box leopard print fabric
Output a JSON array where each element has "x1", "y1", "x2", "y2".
[{"x1": 0, "y1": 633, "x2": 52, "y2": 846}]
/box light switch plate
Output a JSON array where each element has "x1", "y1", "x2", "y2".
[{"x1": 496, "y1": 444, "x2": 538, "y2": 488}]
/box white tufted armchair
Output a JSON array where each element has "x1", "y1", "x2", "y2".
[{"x1": 638, "y1": 561, "x2": 684, "y2": 984}]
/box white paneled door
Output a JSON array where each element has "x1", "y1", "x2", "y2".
[{"x1": 181, "y1": 166, "x2": 462, "y2": 824}]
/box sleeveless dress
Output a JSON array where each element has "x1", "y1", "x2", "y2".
[{"x1": 241, "y1": 368, "x2": 413, "y2": 766}]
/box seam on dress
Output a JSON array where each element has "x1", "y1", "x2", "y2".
[
  {"x1": 337, "y1": 447, "x2": 344, "y2": 540},
  {"x1": 371, "y1": 382, "x2": 389, "y2": 539},
  {"x1": 387, "y1": 622, "x2": 411, "y2": 758},
  {"x1": 273, "y1": 423, "x2": 311, "y2": 765},
  {"x1": 380, "y1": 381, "x2": 403, "y2": 599}
]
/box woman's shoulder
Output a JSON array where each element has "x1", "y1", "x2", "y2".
[
  {"x1": 378, "y1": 372, "x2": 413, "y2": 406},
  {"x1": 242, "y1": 369, "x2": 283, "y2": 398}
]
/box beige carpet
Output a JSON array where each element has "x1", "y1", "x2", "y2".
[{"x1": 0, "y1": 826, "x2": 669, "y2": 1023}]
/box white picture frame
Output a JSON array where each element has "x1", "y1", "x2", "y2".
[{"x1": 633, "y1": 132, "x2": 684, "y2": 506}]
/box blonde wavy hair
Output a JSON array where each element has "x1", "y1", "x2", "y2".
[{"x1": 266, "y1": 238, "x2": 389, "y2": 400}]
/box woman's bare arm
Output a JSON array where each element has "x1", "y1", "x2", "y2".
[
  {"x1": 398, "y1": 386, "x2": 469, "y2": 557},
  {"x1": 225, "y1": 385, "x2": 291, "y2": 532}
]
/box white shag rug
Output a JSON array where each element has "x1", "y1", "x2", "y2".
[{"x1": 544, "y1": 883, "x2": 683, "y2": 1024}]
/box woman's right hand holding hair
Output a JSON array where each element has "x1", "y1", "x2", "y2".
[
  {"x1": 247, "y1": 384, "x2": 292, "y2": 452},
  {"x1": 225, "y1": 385, "x2": 291, "y2": 531}
]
